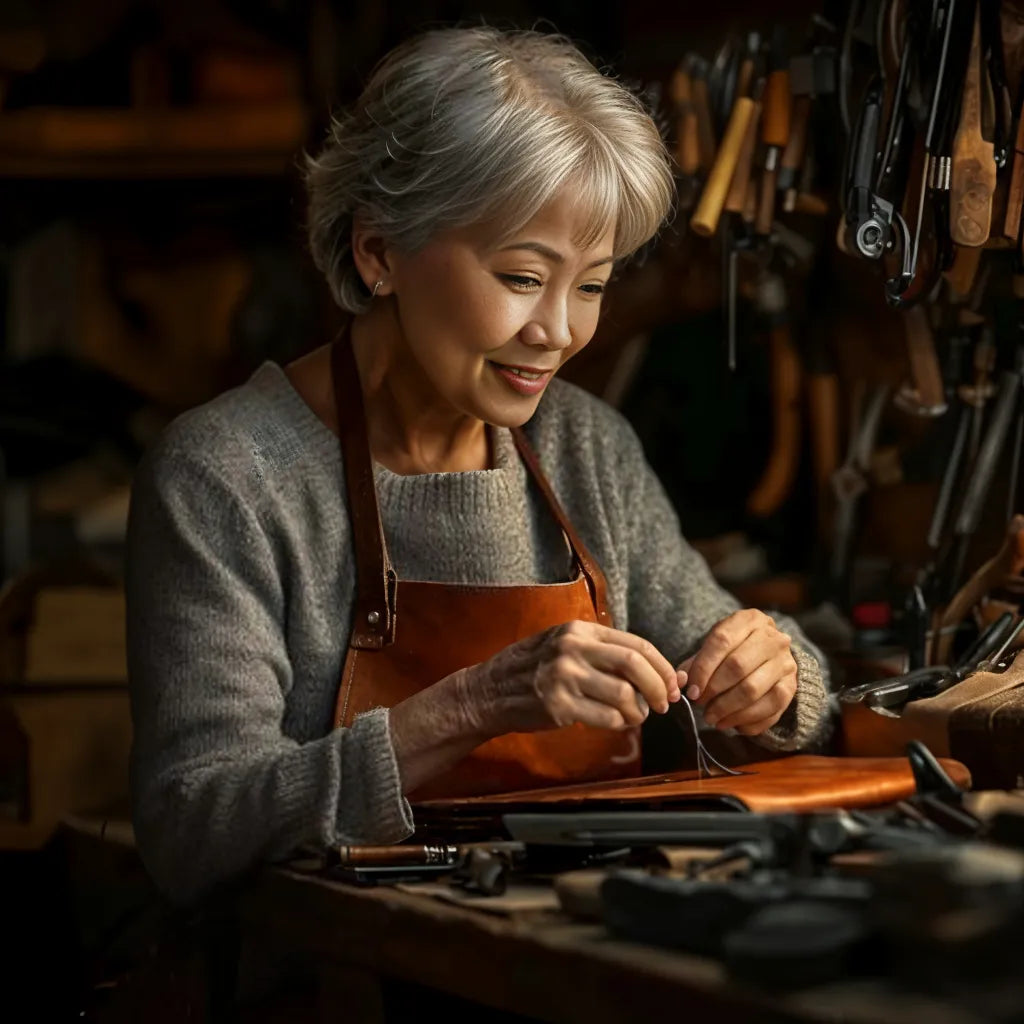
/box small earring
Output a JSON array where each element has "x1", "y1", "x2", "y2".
[{"x1": 371, "y1": 279, "x2": 384, "y2": 299}]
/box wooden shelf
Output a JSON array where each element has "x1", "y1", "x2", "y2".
[{"x1": 0, "y1": 102, "x2": 309, "y2": 178}]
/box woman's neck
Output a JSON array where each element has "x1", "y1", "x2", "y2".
[
  {"x1": 284, "y1": 313, "x2": 491, "y2": 475},
  {"x1": 351, "y1": 314, "x2": 490, "y2": 474}
]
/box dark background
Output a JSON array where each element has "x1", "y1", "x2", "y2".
[{"x1": 2, "y1": 1, "x2": 1021, "y2": 1019}]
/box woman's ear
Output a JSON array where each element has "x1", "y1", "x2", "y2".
[{"x1": 351, "y1": 220, "x2": 394, "y2": 297}]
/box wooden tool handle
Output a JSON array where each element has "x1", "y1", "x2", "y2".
[
  {"x1": 724, "y1": 100, "x2": 761, "y2": 213},
  {"x1": 669, "y1": 69, "x2": 700, "y2": 176},
  {"x1": 1003, "y1": 91, "x2": 1024, "y2": 240},
  {"x1": 691, "y1": 76, "x2": 717, "y2": 173},
  {"x1": 807, "y1": 371, "x2": 840, "y2": 537},
  {"x1": 934, "y1": 514, "x2": 1024, "y2": 664},
  {"x1": 690, "y1": 96, "x2": 755, "y2": 237},
  {"x1": 761, "y1": 68, "x2": 791, "y2": 148},
  {"x1": 780, "y1": 94, "x2": 811, "y2": 176},
  {"x1": 943, "y1": 244, "x2": 983, "y2": 298},
  {"x1": 676, "y1": 108, "x2": 700, "y2": 176},
  {"x1": 747, "y1": 324, "x2": 802, "y2": 518},
  {"x1": 904, "y1": 305, "x2": 946, "y2": 410},
  {"x1": 950, "y1": 6, "x2": 996, "y2": 246},
  {"x1": 754, "y1": 155, "x2": 778, "y2": 236}
]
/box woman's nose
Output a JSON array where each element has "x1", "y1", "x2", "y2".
[{"x1": 526, "y1": 297, "x2": 573, "y2": 350}]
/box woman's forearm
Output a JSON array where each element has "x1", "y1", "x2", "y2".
[{"x1": 388, "y1": 669, "x2": 493, "y2": 793}]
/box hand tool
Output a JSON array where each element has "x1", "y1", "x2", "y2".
[
  {"x1": 974, "y1": 615, "x2": 1024, "y2": 672},
  {"x1": 932, "y1": 513, "x2": 1024, "y2": 664},
  {"x1": 945, "y1": 370, "x2": 1022, "y2": 600},
  {"x1": 893, "y1": 304, "x2": 949, "y2": 415},
  {"x1": 949, "y1": 1, "x2": 997, "y2": 247},
  {"x1": 754, "y1": 26, "x2": 792, "y2": 239},
  {"x1": 842, "y1": 612, "x2": 1014, "y2": 709}
]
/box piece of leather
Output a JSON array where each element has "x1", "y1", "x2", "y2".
[
  {"x1": 331, "y1": 328, "x2": 640, "y2": 800},
  {"x1": 842, "y1": 654, "x2": 1023, "y2": 787},
  {"x1": 411, "y1": 754, "x2": 972, "y2": 814}
]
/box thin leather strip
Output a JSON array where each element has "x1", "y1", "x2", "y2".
[
  {"x1": 511, "y1": 426, "x2": 612, "y2": 626},
  {"x1": 331, "y1": 330, "x2": 395, "y2": 649}
]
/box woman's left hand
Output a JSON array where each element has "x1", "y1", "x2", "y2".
[{"x1": 677, "y1": 609, "x2": 797, "y2": 736}]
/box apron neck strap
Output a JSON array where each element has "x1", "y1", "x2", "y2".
[
  {"x1": 509, "y1": 427, "x2": 612, "y2": 626},
  {"x1": 332, "y1": 327, "x2": 396, "y2": 649},
  {"x1": 332, "y1": 327, "x2": 613, "y2": 645}
]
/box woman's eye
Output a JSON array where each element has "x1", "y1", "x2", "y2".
[
  {"x1": 498, "y1": 274, "x2": 541, "y2": 289},
  {"x1": 579, "y1": 283, "x2": 606, "y2": 296}
]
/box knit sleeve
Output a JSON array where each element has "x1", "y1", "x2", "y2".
[
  {"x1": 612, "y1": 420, "x2": 835, "y2": 754},
  {"x1": 126, "y1": 440, "x2": 413, "y2": 906}
]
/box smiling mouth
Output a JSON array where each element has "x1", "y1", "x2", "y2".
[{"x1": 490, "y1": 363, "x2": 555, "y2": 380}]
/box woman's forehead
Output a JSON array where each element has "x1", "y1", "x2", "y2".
[{"x1": 466, "y1": 192, "x2": 617, "y2": 257}]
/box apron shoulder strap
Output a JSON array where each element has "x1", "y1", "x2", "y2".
[
  {"x1": 511, "y1": 427, "x2": 613, "y2": 626},
  {"x1": 332, "y1": 330, "x2": 396, "y2": 649}
]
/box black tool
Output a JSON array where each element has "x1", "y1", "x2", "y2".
[
  {"x1": 842, "y1": 611, "x2": 1017, "y2": 710},
  {"x1": 975, "y1": 616, "x2": 1024, "y2": 671}
]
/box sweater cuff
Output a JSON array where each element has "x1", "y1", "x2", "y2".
[
  {"x1": 757, "y1": 642, "x2": 835, "y2": 753},
  {"x1": 335, "y1": 707, "x2": 415, "y2": 844}
]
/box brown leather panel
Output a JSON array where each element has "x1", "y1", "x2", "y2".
[
  {"x1": 412, "y1": 754, "x2": 973, "y2": 814},
  {"x1": 335, "y1": 574, "x2": 640, "y2": 799},
  {"x1": 949, "y1": 683, "x2": 1024, "y2": 788}
]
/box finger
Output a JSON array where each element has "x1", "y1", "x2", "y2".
[
  {"x1": 698, "y1": 624, "x2": 791, "y2": 706},
  {"x1": 699, "y1": 639, "x2": 778, "y2": 708},
  {"x1": 565, "y1": 694, "x2": 633, "y2": 731},
  {"x1": 582, "y1": 622, "x2": 680, "y2": 696},
  {"x1": 706, "y1": 665, "x2": 797, "y2": 730},
  {"x1": 578, "y1": 671, "x2": 651, "y2": 726},
  {"x1": 584, "y1": 644, "x2": 673, "y2": 713},
  {"x1": 684, "y1": 610, "x2": 764, "y2": 702},
  {"x1": 734, "y1": 711, "x2": 788, "y2": 736},
  {"x1": 556, "y1": 624, "x2": 677, "y2": 711}
]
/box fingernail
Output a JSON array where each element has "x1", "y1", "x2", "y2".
[
  {"x1": 705, "y1": 715, "x2": 718, "y2": 728},
  {"x1": 686, "y1": 684, "x2": 700, "y2": 701},
  {"x1": 669, "y1": 688, "x2": 681, "y2": 702}
]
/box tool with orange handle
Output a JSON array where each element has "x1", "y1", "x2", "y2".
[{"x1": 754, "y1": 27, "x2": 791, "y2": 239}]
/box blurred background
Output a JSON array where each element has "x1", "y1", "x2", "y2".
[{"x1": 2, "y1": 0, "x2": 1022, "y2": 1017}]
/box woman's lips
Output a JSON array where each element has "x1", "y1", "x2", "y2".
[{"x1": 489, "y1": 362, "x2": 553, "y2": 396}]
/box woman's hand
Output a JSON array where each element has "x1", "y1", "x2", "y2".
[
  {"x1": 457, "y1": 620, "x2": 681, "y2": 738},
  {"x1": 678, "y1": 609, "x2": 797, "y2": 736}
]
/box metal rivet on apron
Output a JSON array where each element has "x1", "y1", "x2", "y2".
[{"x1": 367, "y1": 610, "x2": 380, "y2": 626}]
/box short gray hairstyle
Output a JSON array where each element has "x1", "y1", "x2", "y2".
[{"x1": 305, "y1": 25, "x2": 676, "y2": 313}]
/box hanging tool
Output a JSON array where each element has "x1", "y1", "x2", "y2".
[
  {"x1": 949, "y1": 1, "x2": 997, "y2": 248},
  {"x1": 830, "y1": 382, "x2": 892, "y2": 598},
  {"x1": 754, "y1": 27, "x2": 792, "y2": 239},
  {"x1": 893, "y1": 304, "x2": 949, "y2": 416}
]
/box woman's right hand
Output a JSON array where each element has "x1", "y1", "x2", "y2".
[{"x1": 454, "y1": 620, "x2": 682, "y2": 738}]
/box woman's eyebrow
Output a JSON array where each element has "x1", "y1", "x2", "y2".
[{"x1": 498, "y1": 241, "x2": 614, "y2": 269}]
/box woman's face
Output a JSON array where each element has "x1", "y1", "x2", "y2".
[{"x1": 384, "y1": 189, "x2": 615, "y2": 427}]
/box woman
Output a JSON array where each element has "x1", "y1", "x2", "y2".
[{"x1": 127, "y1": 25, "x2": 832, "y2": 905}]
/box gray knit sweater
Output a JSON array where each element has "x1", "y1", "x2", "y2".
[{"x1": 126, "y1": 362, "x2": 833, "y2": 904}]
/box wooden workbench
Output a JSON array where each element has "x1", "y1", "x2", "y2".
[
  {"x1": 55, "y1": 816, "x2": 1020, "y2": 1024},
  {"x1": 228, "y1": 865, "x2": 995, "y2": 1024}
]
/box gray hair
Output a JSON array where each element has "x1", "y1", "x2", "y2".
[{"x1": 305, "y1": 26, "x2": 676, "y2": 313}]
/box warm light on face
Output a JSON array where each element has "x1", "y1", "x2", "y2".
[{"x1": 385, "y1": 190, "x2": 616, "y2": 429}]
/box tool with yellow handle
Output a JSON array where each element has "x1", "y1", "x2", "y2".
[{"x1": 689, "y1": 97, "x2": 755, "y2": 238}]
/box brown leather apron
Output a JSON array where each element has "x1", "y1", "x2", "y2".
[{"x1": 329, "y1": 334, "x2": 641, "y2": 799}]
